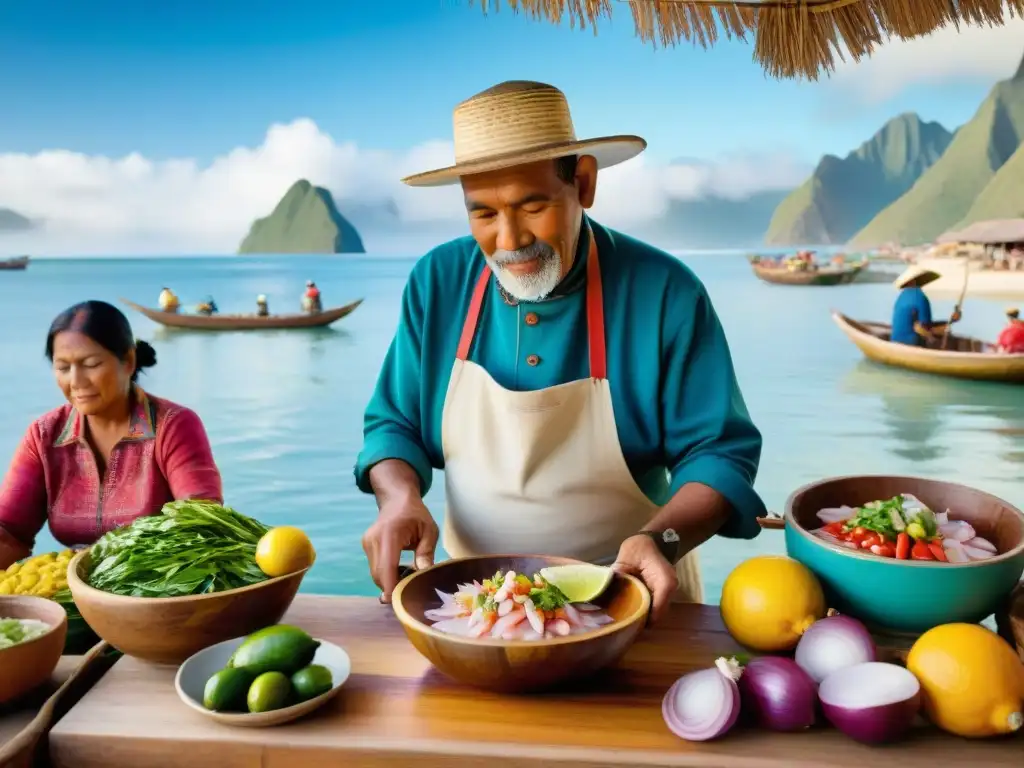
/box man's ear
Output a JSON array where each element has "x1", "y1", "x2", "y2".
[{"x1": 575, "y1": 154, "x2": 598, "y2": 209}]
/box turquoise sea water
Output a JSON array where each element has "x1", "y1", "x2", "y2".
[{"x1": 1, "y1": 255, "x2": 1021, "y2": 602}]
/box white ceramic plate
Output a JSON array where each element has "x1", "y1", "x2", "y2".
[{"x1": 174, "y1": 635, "x2": 351, "y2": 727}]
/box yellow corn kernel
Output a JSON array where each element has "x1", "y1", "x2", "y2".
[{"x1": 18, "y1": 573, "x2": 39, "y2": 590}]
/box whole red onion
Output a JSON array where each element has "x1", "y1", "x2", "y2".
[{"x1": 738, "y1": 656, "x2": 817, "y2": 732}]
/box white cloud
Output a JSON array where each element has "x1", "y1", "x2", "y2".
[
  {"x1": 0, "y1": 119, "x2": 805, "y2": 255},
  {"x1": 831, "y1": 16, "x2": 1024, "y2": 103}
]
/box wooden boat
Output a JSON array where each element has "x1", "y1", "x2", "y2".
[
  {"x1": 831, "y1": 311, "x2": 1024, "y2": 383},
  {"x1": 0, "y1": 256, "x2": 29, "y2": 271},
  {"x1": 749, "y1": 259, "x2": 866, "y2": 286},
  {"x1": 121, "y1": 298, "x2": 363, "y2": 331}
]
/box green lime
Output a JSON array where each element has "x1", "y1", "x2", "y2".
[
  {"x1": 228, "y1": 625, "x2": 320, "y2": 676},
  {"x1": 203, "y1": 667, "x2": 254, "y2": 711},
  {"x1": 539, "y1": 563, "x2": 613, "y2": 603},
  {"x1": 291, "y1": 664, "x2": 333, "y2": 702},
  {"x1": 246, "y1": 671, "x2": 293, "y2": 713}
]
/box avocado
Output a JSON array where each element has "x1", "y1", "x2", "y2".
[
  {"x1": 247, "y1": 671, "x2": 293, "y2": 713},
  {"x1": 291, "y1": 664, "x2": 333, "y2": 702},
  {"x1": 203, "y1": 667, "x2": 254, "y2": 711},
  {"x1": 228, "y1": 624, "x2": 320, "y2": 676}
]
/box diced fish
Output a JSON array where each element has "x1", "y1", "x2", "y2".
[
  {"x1": 424, "y1": 605, "x2": 465, "y2": 621},
  {"x1": 524, "y1": 602, "x2": 545, "y2": 635},
  {"x1": 467, "y1": 607, "x2": 484, "y2": 628},
  {"x1": 549, "y1": 619, "x2": 571, "y2": 637},
  {"x1": 431, "y1": 617, "x2": 474, "y2": 636},
  {"x1": 490, "y1": 608, "x2": 526, "y2": 637},
  {"x1": 497, "y1": 599, "x2": 515, "y2": 616},
  {"x1": 562, "y1": 603, "x2": 584, "y2": 628}
]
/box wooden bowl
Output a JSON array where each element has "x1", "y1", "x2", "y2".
[
  {"x1": 67, "y1": 550, "x2": 307, "y2": 665},
  {"x1": 391, "y1": 555, "x2": 650, "y2": 693},
  {"x1": 0, "y1": 596, "x2": 68, "y2": 704},
  {"x1": 785, "y1": 475, "x2": 1024, "y2": 634},
  {"x1": 175, "y1": 635, "x2": 352, "y2": 727}
]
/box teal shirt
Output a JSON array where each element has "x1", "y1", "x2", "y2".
[{"x1": 355, "y1": 219, "x2": 767, "y2": 538}]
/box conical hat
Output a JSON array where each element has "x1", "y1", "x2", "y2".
[
  {"x1": 893, "y1": 265, "x2": 941, "y2": 290},
  {"x1": 401, "y1": 81, "x2": 646, "y2": 187}
]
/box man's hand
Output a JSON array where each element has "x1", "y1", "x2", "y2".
[
  {"x1": 361, "y1": 493, "x2": 438, "y2": 604},
  {"x1": 611, "y1": 534, "x2": 679, "y2": 624}
]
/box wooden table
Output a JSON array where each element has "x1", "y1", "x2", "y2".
[
  {"x1": 49, "y1": 596, "x2": 1022, "y2": 768},
  {"x1": 1, "y1": 643, "x2": 114, "y2": 768}
]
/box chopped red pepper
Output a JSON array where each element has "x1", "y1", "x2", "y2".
[
  {"x1": 870, "y1": 543, "x2": 896, "y2": 558},
  {"x1": 928, "y1": 542, "x2": 947, "y2": 562},
  {"x1": 851, "y1": 527, "x2": 868, "y2": 538},
  {"x1": 895, "y1": 532, "x2": 911, "y2": 560},
  {"x1": 860, "y1": 534, "x2": 880, "y2": 549},
  {"x1": 823, "y1": 521, "x2": 846, "y2": 536},
  {"x1": 911, "y1": 540, "x2": 934, "y2": 560}
]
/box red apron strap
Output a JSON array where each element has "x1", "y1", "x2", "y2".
[
  {"x1": 456, "y1": 267, "x2": 491, "y2": 361},
  {"x1": 585, "y1": 233, "x2": 607, "y2": 380},
  {"x1": 456, "y1": 234, "x2": 606, "y2": 378}
]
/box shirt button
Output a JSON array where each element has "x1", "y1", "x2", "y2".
[
  {"x1": 524, "y1": 312, "x2": 539, "y2": 326},
  {"x1": 526, "y1": 354, "x2": 541, "y2": 366}
]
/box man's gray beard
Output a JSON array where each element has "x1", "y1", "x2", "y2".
[{"x1": 485, "y1": 241, "x2": 563, "y2": 301}]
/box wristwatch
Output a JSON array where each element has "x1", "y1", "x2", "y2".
[{"x1": 635, "y1": 529, "x2": 682, "y2": 565}]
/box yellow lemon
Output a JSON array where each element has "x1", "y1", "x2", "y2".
[
  {"x1": 255, "y1": 527, "x2": 316, "y2": 578},
  {"x1": 719, "y1": 555, "x2": 825, "y2": 652},
  {"x1": 906, "y1": 623, "x2": 1024, "y2": 738}
]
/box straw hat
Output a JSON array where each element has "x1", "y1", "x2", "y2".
[
  {"x1": 401, "y1": 81, "x2": 646, "y2": 187},
  {"x1": 893, "y1": 265, "x2": 941, "y2": 290}
]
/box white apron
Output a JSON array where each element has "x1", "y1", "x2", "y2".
[{"x1": 439, "y1": 234, "x2": 703, "y2": 603}]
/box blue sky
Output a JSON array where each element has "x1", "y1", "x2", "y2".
[{"x1": 1, "y1": 0, "x2": 1018, "y2": 164}]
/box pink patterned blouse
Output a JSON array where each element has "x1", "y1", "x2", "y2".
[{"x1": 0, "y1": 388, "x2": 223, "y2": 554}]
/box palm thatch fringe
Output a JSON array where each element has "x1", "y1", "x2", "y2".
[{"x1": 467, "y1": 0, "x2": 1024, "y2": 79}]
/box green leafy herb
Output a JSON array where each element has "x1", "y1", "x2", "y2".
[
  {"x1": 529, "y1": 582, "x2": 569, "y2": 612},
  {"x1": 85, "y1": 499, "x2": 270, "y2": 598}
]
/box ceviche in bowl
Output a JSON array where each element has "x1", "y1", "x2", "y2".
[
  {"x1": 784, "y1": 475, "x2": 1024, "y2": 633},
  {"x1": 391, "y1": 555, "x2": 650, "y2": 693}
]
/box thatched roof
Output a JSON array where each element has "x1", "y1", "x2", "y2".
[
  {"x1": 937, "y1": 218, "x2": 1024, "y2": 245},
  {"x1": 469, "y1": 1, "x2": 1024, "y2": 79}
]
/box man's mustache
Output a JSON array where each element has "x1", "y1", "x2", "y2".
[{"x1": 491, "y1": 241, "x2": 556, "y2": 266}]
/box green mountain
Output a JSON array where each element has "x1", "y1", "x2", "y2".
[
  {"x1": 763, "y1": 114, "x2": 953, "y2": 245},
  {"x1": 957, "y1": 141, "x2": 1024, "y2": 224},
  {"x1": 0, "y1": 208, "x2": 34, "y2": 232},
  {"x1": 850, "y1": 61, "x2": 1024, "y2": 247},
  {"x1": 238, "y1": 180, "x2": 365, "y2": 254}
]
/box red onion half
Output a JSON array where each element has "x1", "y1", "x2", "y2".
[
  {"x1": 795, "y1": 614, "x2": 877, "y2": 684},
  {"x1": 662, "y1": 657, "x2": 742, "y2": 741},
  {"x1": 737, "y1": 656, "x2": 817, "y2": 732},
  {"x1": 819, "y1": 662, "x2": 920, "y2": 744}
]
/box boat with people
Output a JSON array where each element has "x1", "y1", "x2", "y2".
[
  {"x1": 0, "y1": 256, "x2": 29, "y2": 271},
  {"x1": 831, "y1": 311, "x2": 1024, "y2": 383},
  {"x1": 749, "y1": 253, "x2": 867, "y2": 286},
  {"x1": 121, "y1": 298, "x2": 363, "y2": 331}
]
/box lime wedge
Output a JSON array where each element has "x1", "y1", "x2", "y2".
[{"x1": 539, "y1": 564, "x2": 614, "y2": 603}]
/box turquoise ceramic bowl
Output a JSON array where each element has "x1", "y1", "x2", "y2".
[{"x1": 784, "y1": 475, "x2": 1024, "y2": 634}]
